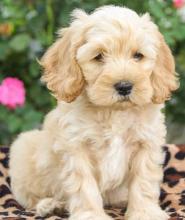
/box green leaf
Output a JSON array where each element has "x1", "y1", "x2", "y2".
[
  {"x1": 22, "y1": 109, "x2": 42, "y2": 131},
  {"x1": 0, "y1": 42, "x2": 10, "y2": 60},
  {"x1": 29, "y1": 61, "x2": 40, "y2": 77},
  {"x1": 7, "y1": 114, "x2": 22, "y2": 133},
  {"x1": 149, "y1": 1, "x2": 164, "y2": 19},
  {"x1": 9, "y1": 33, "x2": 31, "y2": 51}
]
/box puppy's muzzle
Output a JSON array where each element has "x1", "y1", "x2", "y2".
[{"x1": 114, "y1": 81, "x2": 133, "y2": 96}]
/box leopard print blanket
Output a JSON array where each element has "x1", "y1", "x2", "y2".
[{"x1": 0, "y1": 145, "x2": 185, "y2": 220}]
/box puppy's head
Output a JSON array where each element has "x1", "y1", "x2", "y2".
[{"x1": 41, "y1": 6, "x2": 179, "y2": 107}]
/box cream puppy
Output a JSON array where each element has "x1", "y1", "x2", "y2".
[{"x1": 9, "y1": 5, "x2": 178, "y2": 220}]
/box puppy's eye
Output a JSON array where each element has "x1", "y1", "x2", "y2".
[
  {"x1": 94, "y1": 53, "x2": 103, "y2": 62},
  {"x1": 133, "y1": 52, "x2": 144, "y2": 61}
]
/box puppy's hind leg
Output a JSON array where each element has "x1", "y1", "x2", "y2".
[{"x1": 9, "y1": 130, "x2": 46, "y2": 209}]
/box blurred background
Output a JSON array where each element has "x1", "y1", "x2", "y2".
[{"x1": 0, "y1": 0, "x2": 185, "y2": 145}]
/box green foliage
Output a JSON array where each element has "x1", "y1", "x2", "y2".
[
  {"x1": 0, "y1": 0, "x2": 185, "y2": 144},
  {"x1": 9, "y1": 34, "x2": 31, "y2": 52}
]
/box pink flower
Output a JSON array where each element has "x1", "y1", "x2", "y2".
[
  {"x1": 173, "y1": 0, "x2": 185, "y2": 8},
  {"x1": 0, "y1": 77, "x2": 26, "y2": 109}
]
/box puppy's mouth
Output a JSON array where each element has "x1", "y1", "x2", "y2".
[{"x1": 118, "y1": 95, "x2": 130, "y2": 102}]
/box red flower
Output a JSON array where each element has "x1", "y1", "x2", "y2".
[
  {"x1": 173, "y1": 0, "x2": 185, "y2": 8},
  {"x1": 0, "y1": 77, "x2": 26, "y2": 109}
]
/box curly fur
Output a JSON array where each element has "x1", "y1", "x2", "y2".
[{"x1": 9, "y1": 5, "x2": 179, "y2": 220}]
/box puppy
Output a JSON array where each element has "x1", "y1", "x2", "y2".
[{"x1": 9, "y1": 5, "x2": 178, "y2": 220}]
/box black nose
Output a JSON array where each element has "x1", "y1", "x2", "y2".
[{"x1": 114, "y1": 81, "x2": 133, "y2": 96}]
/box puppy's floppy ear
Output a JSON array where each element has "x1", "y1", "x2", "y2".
[
  {"x1": 151, "y1": 33, "x2": 179, "y2": 104},
  {"x1": 40, "y1": 11, "x2": 88, "y2": 102}
]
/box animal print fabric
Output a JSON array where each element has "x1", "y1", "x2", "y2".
[{"x1": 0, "y1": 145, "x2": 185, "y2": 219}]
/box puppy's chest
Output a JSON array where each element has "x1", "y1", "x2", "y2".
[
  {"x1": 87, "y1": 114, "x2": 138, "y2": 191},
  {"x1": 96, "y1": 135, "x2": 132, "y2": 192}
]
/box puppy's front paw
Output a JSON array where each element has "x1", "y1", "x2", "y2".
[
  {"x1": 125, "y1": 207, "x2": 169, "y2": 220},
  {"x1": 36, "y1": 198, "x2": 62, "y2": 217},
  {"x1": 69, "y1": 211, "x2": 113, "y2": 220}
]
